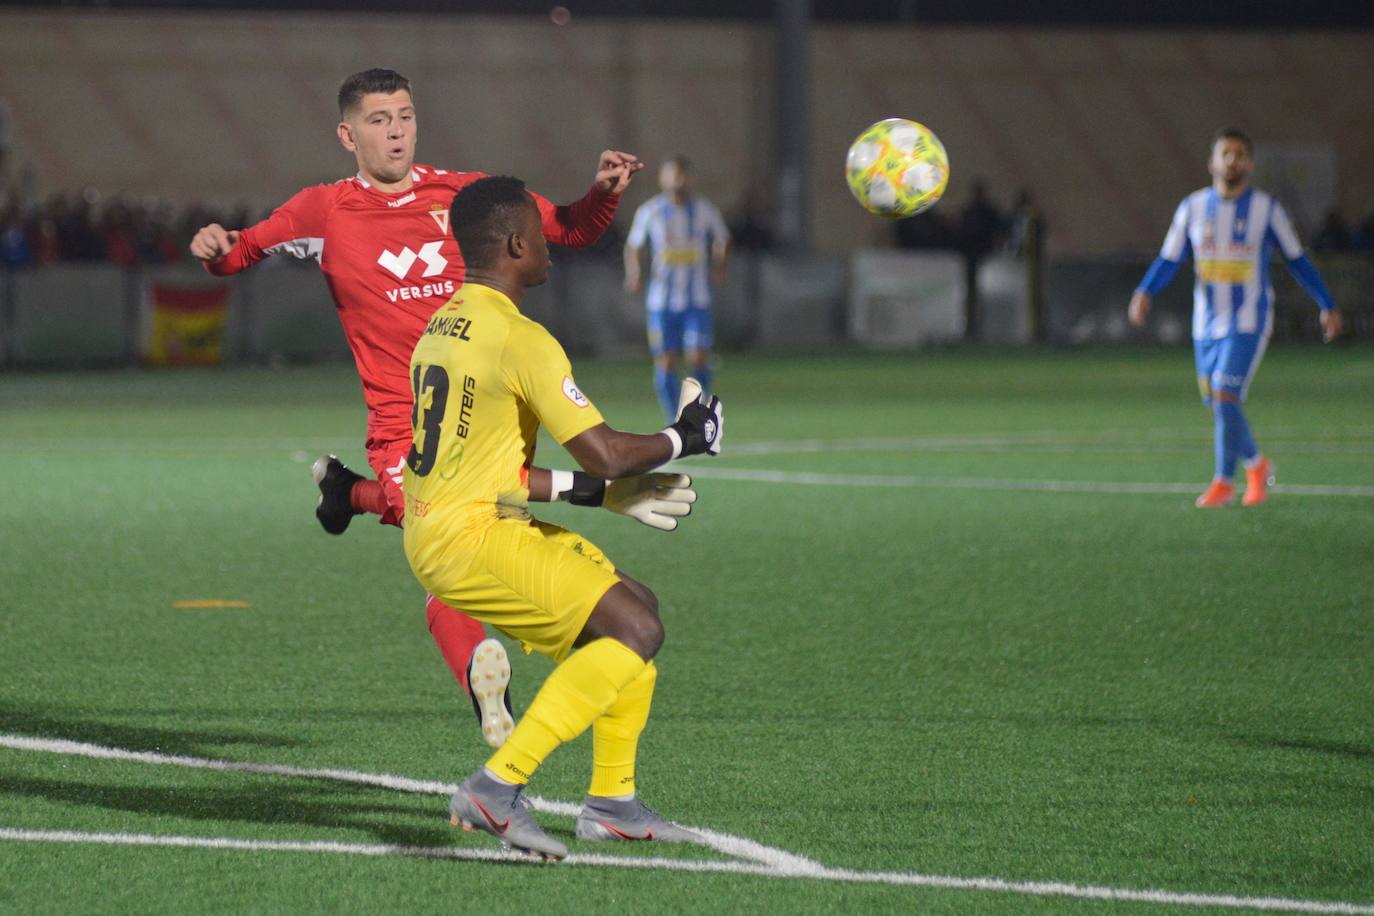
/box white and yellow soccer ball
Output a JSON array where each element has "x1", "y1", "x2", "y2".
[{"x1": 845, "y1": 118, "x2": 949, "y2": 219}]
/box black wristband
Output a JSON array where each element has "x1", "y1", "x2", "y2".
[{"x1": 568, "y1": 472, "x2": 607, "y2": 507}]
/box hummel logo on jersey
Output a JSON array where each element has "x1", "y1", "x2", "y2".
[
  {"x1": 387, "y1": 192, "x2": 417, "y2": 207},
  {"x1": 378, "y1": 241, "x2": 447, "y2": 279}
]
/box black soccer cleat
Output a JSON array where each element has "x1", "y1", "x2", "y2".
[{"x1": 311, "y1": 454, "x2": 364, "y2": 535}]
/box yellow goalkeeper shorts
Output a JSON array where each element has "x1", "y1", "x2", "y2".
[{"x1": 422, "y1": 517, "x2": 620, "y2": 662}]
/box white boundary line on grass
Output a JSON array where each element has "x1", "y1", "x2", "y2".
[
  {"x1": 679, "y1": 466, "x2": 1374, "y2": 498},
  {"x1": 727, "y1": 432, "x2": 1374, "y2": 459},
  {"x1": 5, "y1": 428, "x2": 1373, "y2": 458},
  {"x1": 0, "y1": 734, "x2": 814, "y2": 871},
  {"x1": 4, "y1": 828, "x2": 1374, "y2": 914},
  {"x1": 3, "y1": 734, "x2": 1373, "y2": 913}
]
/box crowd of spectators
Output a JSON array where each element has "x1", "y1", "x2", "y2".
[
  {"x1": 0, "y1": 181, "x2": 256, "y2": 271},
  {"x1": 894, "y1": 178, "x2": 1044, "y2": 262},
  {"x1": 1309, "y1": 208, "x2": 1374, "y2": 254},
  {"x1": 4, "y1": 176, "x2": 1372, "y2": 272}
]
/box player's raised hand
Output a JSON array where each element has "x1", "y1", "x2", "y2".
[
  {"x1": 1320, "y1": 308, "x2": 1343, "y2": 343},
  {"x1": 189, "y1": 223, "x2": 241, "y2": 263},
  {"x1": 664, "y1": 378, "x2": 722, "y2": 458},
  {"x1": 1128, "y1": 290, "x2": 1152, "y2": 328},
  {"x1": 603, "y1": 473, "x2": 697, "y2": 531},
  {"x1": 595, "y1": 150, "x2": 643, "y2": 195}
]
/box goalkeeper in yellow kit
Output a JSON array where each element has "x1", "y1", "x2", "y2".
[{"x1": 403, "y1": 175, "x2": 723, "y2": 861}]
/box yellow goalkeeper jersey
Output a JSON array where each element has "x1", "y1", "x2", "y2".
[{"x1": 402, "y1": 283, "x2": 604, "y2": 574}]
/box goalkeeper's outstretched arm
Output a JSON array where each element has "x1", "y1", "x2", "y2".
[{"x1": 525, "y1": 381, "x2": 712, "y2": 531}]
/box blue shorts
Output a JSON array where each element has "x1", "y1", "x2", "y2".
[
  {"x1": 647, "y1": 307, "x2": 712, "y2": 356},
  {"x1": 1194, "y1": 333, "x2": 1269, "y2": 402}
]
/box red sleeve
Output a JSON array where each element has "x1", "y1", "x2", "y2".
[
  {"x1": 531, "y1": 185, "x2": 620, "y2": 249},
  {"x1": 204, "y1": 184, "x2": 336, "y2": 276}
]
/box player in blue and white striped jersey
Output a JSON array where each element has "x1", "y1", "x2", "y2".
[
  {"x1": 1129, "y1": 128, "x2": 1343, "y2": 508},
  {"x1": 624, "y1": 157, "x2": 731, "y2": 420}
]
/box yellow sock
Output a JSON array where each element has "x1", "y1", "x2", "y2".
[
  {"x1": 486, "y1": 638, "x2": 646, "y2": 785},
  {"x1": 589, "y1": 661, "x2": 656, "y2": 797}
]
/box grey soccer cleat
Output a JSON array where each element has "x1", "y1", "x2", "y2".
[
  {"x1": 574, "y1": 795, "x2": 702, "y2": 843},
  {"x1": 466, "y1": 638, "x2": 515, "y2": 749},
  {"x1": 449, "y1": 770, "x2": 567, "y2": 862}
]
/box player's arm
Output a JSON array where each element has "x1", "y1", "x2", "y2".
[
  {"x1": 522, "y1": 377, "x2": 717, "y2": 531},
  {"x1": 1130, "y1": 199, "x2": 1191, "y2": 327},
  {"x1": 1269, "y1": 202, "x2": 1343, "y2": 342},
  {"x1": 191, "y1": 185, "x2": 332, "y2": 276},
  {"x1": 562, "y1": 390, "x2": 722, "y2": 484},
  {"x1": 532, "y1": 150, "x2": 642, "y2": 249},
  {"x1": 552, "y1": 391, "x2": 720, "y2": 532},
  {"x1": 623, "y1": 241, "x2": 645, "y2": 293},
  {"x1": 527, "y1": 464, "x2": 697, "y2": 532},
  {"x1": 623, "y1": 199, "x2": 652, "y2": 293},
  {"x1": 709, "y1": 203, "x2": 731, "y2": 287},
  {"x1": 711, "y1": 237, "x2": 731, "y2": 286}
]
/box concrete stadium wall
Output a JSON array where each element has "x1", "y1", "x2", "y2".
[{"x1": 2, "y1": 10, "x2": 1373, "y2": 258}]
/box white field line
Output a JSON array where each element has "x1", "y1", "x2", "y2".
[
  {"x1": 2, "y1": 829, "x2": 1372, "y2": 914},
  {"x1": 678, "y1": 466, "x2": 1374, "y2": 498},
  {"x1": 4, "y1": 735, "x2": 1374, "y2": 912},
  {"x1": 3, "y1": 428, "x2": 1372, "y2": 457},
  {"x1": 0, "y1": 733, "x2": 814, "y2": 871},
  {"x1": 726, "y1": 433, "x2": 1374, "y2": 458}
]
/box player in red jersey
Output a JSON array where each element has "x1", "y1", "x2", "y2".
[{"x1": 189, "y1": 68, "x2": 642, "y2": 749}]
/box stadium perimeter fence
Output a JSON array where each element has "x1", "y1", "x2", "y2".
[{"x1": 1, "y1": 251, "x2": 1368, "y2": 369}]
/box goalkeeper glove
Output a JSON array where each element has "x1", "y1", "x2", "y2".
[
  {"x1": 554, "y1": 470, "x2": 696, "y2": 531},
  {"x1": 662, "y1": 380, "x2": 723, "y2": 459},
  {"x1": 604, "y1": 473, "x2": 696, "y2": 531}
]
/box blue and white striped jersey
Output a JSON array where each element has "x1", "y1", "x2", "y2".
[
  {"x1": 1155, "y1": 187, "x2": 1310, "y2": 340},
  {"x1": 627, "y1": 193, "x2": 730, "y2": 313}
]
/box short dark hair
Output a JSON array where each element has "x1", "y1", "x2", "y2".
[
  {"x1": 665, "y1": 155, "x2": 692, "y2": 172},
  {"x1": 338, "y1": 68, "x2": 412, "y2": 117},
  {"x1": 449, "y1": 176, "x2": 533, "y2": 269},
  {"x1": 1211, "y1": 127, "x2": 1252, "y2": 155}
]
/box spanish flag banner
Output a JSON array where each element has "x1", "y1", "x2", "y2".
[{"x1": 146, "y1": 284, "x2": 229, "y2": 367}]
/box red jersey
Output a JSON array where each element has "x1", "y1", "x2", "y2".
[{"x1": 206, "y1": 164, "x2": 618, "y2": 447}]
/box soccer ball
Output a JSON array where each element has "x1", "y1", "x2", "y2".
[{"x1": 845, "y1": 118, "x2": 949, "y2": 219}]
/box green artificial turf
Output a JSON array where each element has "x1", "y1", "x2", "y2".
[{"x1": 1, "y1": 347, "x2": 1371, "y2": 913}]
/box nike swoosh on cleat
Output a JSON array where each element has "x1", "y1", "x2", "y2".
[
  {"x1": 471, "y1": 796, "x2": 510, "y2": 835},
  {"x1": 599, "y1": 820, "x2": 651, "y2": 841}
]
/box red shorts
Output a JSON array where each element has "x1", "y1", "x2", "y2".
[{"x1": 366, "y1": 440, "x2": 409, "y2": 528}]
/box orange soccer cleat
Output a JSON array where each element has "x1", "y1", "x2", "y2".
[
  {"x1": 1195, "y1": 478, "x2": 1236, "y2": 508},
  {"x1": 1242, "y1": 456, "x2": 1275, "y2": 507}
]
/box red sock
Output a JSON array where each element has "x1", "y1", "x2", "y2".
[
  {"x1": 349, "y1": 479, "x2": 389, "y2": 516},
  {"x1": 425, "y1": 594, "x2": 487, "y2": 696}
]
